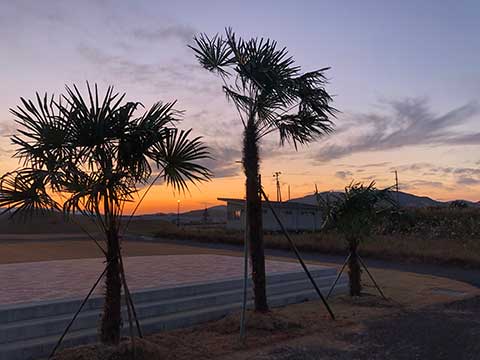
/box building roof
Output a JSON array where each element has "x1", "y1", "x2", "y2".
[{"x1": 217, "y1": 197, "x2": 319, "y2": 210}]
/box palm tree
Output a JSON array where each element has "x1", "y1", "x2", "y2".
[
  {"x1": 328, "y1": 181, "x2": 391, "y2": 296},
  {"x1": 190, "y1": 28, "x2": 336, "y2": 311},
  {"x1": 0, "y1": 84, "x2": 211, "y2": 344}
]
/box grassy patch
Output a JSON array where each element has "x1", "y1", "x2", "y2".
[{"x1": 150, "y1": 208, "x2": 480, "y2": 268}]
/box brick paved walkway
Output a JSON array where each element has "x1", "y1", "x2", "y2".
[{"x1": 0, "y1": 255, "x2": 326, "y2": 305}]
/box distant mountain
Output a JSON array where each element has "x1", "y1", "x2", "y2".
[
  {"x1": 2, "y1": 189, "x2": 478, "y2": 230},
  {"x1": 291, "y1": 191, "x2": 479, "y2": 208},
  {"x1": 181, "y1": 205, "x2": 227, "y2": 218},
  {"x1": 394, "y1": 191, "x2": 444, "y2": 207},
  {"x1": 290, "y1": 192, "x2": 341, "y2": 206},
  {"x1": 138, "y1": 205, "x2": 227, "y2": 224},
  {"x1": 144, "y1": 190, "x2": 479, "y2": 224},
  {"x1": 0, "y1": 211, "x2": 97, "y2": 234}
]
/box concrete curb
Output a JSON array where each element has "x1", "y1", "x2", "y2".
[{"x1": 0, "y1": 268, "x2": 347, "y2": 360}]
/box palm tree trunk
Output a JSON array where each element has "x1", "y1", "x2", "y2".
[
  {"x1": 242, "y1": 118, "x2": 268, "y2": 312},
  {"x1": 100, "y1": 227, "x2": 122, "y2": 344},
  {"x1": 348, "y1": 241, "x2": 362, "y2": 296}
]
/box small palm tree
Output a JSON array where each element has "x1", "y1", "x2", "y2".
[
  {"x1": 328, "y1": 181, "x2": 392, "y2": 296},
  {"x1": 0, "y1": 84, "x2": 211, "y2": 344},
  {"x1": 190, "y1": 28, "x2": 336, "y2": 311}
]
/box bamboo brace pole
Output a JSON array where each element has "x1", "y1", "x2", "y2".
[
  {"x1": 326, "y1": 252, "x2": 351, "y2": 299},
  {"x1": 260, "y1": 188, "x2": 335, "y2": 320},
  {"x1": 49, "y1": 263, "x2": 110, "y2": 359},
  {"x1": 239, "y1": 181, "x2": 249, "y2": 341}
]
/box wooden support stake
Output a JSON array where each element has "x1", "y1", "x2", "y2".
[
  {"x1": 118, "y1": 250, "x2": 137, "y2": 360},
  {"x1": 239, "y1": 182, "x2": 249, "y2": 342},
  {"x1": 49, "y1": 264, "x2": 109, "y2": 359},
  {"x1": 358, "y1": 254, "x2": 387, "y2": 300},
  {"x1": 326, "y1": 252, "x2": 351, "y2": 299},
  {"x1": 119, "y1": 251, "x2": 143, "y2": 338},
  {"x1": 260, "y1": 188, "x2": 335, "y2": 320}
]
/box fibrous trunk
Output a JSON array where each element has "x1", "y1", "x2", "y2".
[
  {"x1": 100, "y1": 228, "x2": 122, "y2": 344},
  {"x1": 348, "y1": 242, "x2": 362, "y2": 296},
  {"x1": 243, "y1": 118, "x2": 268, "y2": 312}
]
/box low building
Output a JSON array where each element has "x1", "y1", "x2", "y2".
[{"x1": 218, "y1": 198, "x2": 322, "y2": 232}]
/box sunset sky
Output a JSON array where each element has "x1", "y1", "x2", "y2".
[{"x1": 1, "y1": 0, "x2": 479, "y2": 214}]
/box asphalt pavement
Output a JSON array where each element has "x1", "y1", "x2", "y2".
[{"x1": 134, "y1": 236, "x2": 480, "y2": 289}]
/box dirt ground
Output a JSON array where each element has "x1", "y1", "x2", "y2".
[
  {"x1": 23, "y1": 238, "x2": 474, "y2": 360},
  {"x1": 0, "y1": 237, "x2": 240, "y2": 264},
  {"x1": 52, "y1": 274, "x2": 480, "y2": 360}
]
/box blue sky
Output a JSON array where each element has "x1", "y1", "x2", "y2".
[{"x1": 1, "y1": 0, "x2": 479, "y2": 211}]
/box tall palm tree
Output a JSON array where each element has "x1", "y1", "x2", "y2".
[
  {"x1": 190, "y1": 28, "x2": 336, "y2": 311},
  {"x1": 328, "y1": 181, "x2": 392, "y2": 296},
  {"x1": 0, "y1": 84, "x2": 211, "y2": 344}
]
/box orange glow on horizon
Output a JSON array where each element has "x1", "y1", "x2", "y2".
[
  {"x1": 124, "y1": 167, "x2": 480, "y2": 214},
  {"x1": 121, "y1": 175, "x2": 311, "y2": 215}
]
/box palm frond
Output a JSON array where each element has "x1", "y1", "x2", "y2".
[
  {"x1": 117, "y1": 101, "x2": 179, "y2": 182},
  {"x1": 189, "y1": 33, "x2": 233, "y2": 76},
  {"x1": 191, "y1": 29, "x2": 337, "y2": 149},
  {"x1": 329, "y1": 181, "x2": 395, "y2": 244},
  {"x1": 61, "y1": 83, "x2": 127, "y2": 165},
  {"x1": 275, "y1": 104, "x2": 335, "y2": 149},
  {"x1": 223, "y1": 87, "x2": 253, "y2": 113},
  {"x1": 291, "y1": 69, "x2": 338, "y2": 118},
  {"x1": 0, "y1": 170, "x2": 59, "y2": 218},
  {"x1": 10, "y1": 92, "x2": 71, "y2": 170},
  {"x1": 151, "y1": 128, "x2": 212, "y2": 192},
  {"x1": 6, "y1": 83, "x2": 212, "y2": 222},
  {"x1": 226, "y1": 28, "x2": 299, "y2": 105}
]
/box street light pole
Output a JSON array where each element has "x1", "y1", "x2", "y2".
[{"x1": 177, "y1": 199, "x2": 180, "y2": 227}]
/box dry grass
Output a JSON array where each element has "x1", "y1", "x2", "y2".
[
  {"x1": 151, "y1": 207, "x2": 480, "y2": 268},
  {"x1": 0, "y1": 213, "x2": 180, "y2": 235},
  {"x1": 0, "y1": 239, "x2": 245, "y2": 264},
  {"x1": 2, "y1": 207, "x2": 479, "y2": 267},
  {"x1": 52, "y1": 269, "x2": 480, "y2": 360}
]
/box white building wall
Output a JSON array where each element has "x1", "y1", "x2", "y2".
[
  {"x1": 224, "y1": 201, "x2": 322, "y2": 232},
  {"x1": 225, "y1": 203, "x2": 245, "y2": 230}
]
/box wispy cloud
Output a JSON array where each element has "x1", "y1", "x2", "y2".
[
  {"x1": 392, "y1": 163, "x2": 432, "y2": 172},
  {"x1": 363, "y1": 162, "x2": 391, "y2": 168},
  {"x1": 133, "y1": 24, "x2": 196, "y2": 43},
  {"x1": 76, "y1": 43, "x2": 222, "y2": 100},
  {"x1": 457, "y1": 176, "x2": 480, "y2": 186},
  {"x1": 426, "y1": 166, "x2": 480, "y2": 177},
  {"x1": 0, "y1": 121, "x2": 16, "y2": 136},
  {"x1": 388, "y1": 162, "x2": 480, "y2": 189},
  {"x1": 402, "y1": 179, "x2": 450, "y2": 191},
  {"x1": 201, "y1": 145, "x2": 242, "y2": 179},
  {"x1": 78, "y1": 44, "x2": 193, "y2": 86},
  {"x1": 315, "y1": 98, "x2": 480, "y2": 161},
  {"x1": 334, "y1": 170, "x2": 353, "y2": 179},
  {"x1": 338, "y1": 161, "x2": 391, "y2": 169}
]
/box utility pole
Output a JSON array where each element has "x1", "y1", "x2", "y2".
[
  {"x1": 393, "y1": 170, "x2": 399, "y2": 206},
  {"x1": 288, "y1": 185, "x2": 291, "y2": 201},
  {"x1": 273, "y1": 171, "x2": 282, "y2": 202}
]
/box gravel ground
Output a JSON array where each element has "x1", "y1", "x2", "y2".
[
  {"x1": 4, "y1": 235, "x2": 478, "y2": 360},
  {"x1": 252, "y1": 296, "x2": 480, "y2": 360},
  {"x1": 53, "y1": 273, "x2": 480, "y2": 360}
]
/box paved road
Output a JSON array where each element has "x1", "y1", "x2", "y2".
[
  {"x1": 0, "y1": 254, "x2": 317, "y2": 305},
  {"x1": 133, "y1": 236, "x2": 480, "y2": 289},
  {"x1": 0, "y1": 233, "x2": 95, "y2": 241}
]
